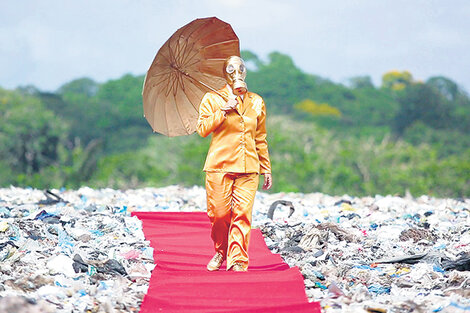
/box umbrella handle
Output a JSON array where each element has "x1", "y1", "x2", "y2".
[{"x1": 171, "y1": 65, "x2": 229, "y2": 101}]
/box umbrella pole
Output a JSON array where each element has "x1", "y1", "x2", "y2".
[
  {"x1": 192, "y1": 78, "x2": 229, "y2": 101},
  {"x1": 171, "y1": 65, "x2": 229, "y2": 101}
]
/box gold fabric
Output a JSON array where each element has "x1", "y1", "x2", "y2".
[
  {"x1": 197, "y1": 85, "x2": 272, "y2": 270},
  {"x1": 196, "y1": 85, "x2": 271, "y2": 174},
  {"x1": 205, "y1": 172, "x2": 259, "y2": 270}
]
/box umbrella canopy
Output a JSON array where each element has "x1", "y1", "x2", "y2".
[{"x1": 143, "y1": 17, "x2": 240, "y2": 136}]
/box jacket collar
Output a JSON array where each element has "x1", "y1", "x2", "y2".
[{"x1": 219, "y1": 85, "x2": 252, "y2": 115}]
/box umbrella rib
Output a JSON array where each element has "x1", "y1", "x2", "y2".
[
  {"x1": 149, "y1": 69, "x2": 173, "y2": 78},
  {"x1": 164, "y1": 72, "x2": 175, "y2": 97},
  {"x1": 183, "y1": 57, "x2": 203, "y2": 69},
  {"x1": 182, "y1": 18, "x2": 212, "y2": 46},
  {"x1": 148, "y1": 68, "x2": 172, "y2": 81},
  {"x1": 203, "y1": 39, "x2": 239, "y2": 50},
  {"x1": 168, "y1": 35, "x2": 175, "y2": 62},
  {"x1": 161, "y1": 93, "x2": 169, "y2": 135},
  {"x1": 168, "y1": 47, "x2": 175, "y2": 67},
  {"x1": 177, "y1": 29, "x2": 199, "y2": 66},
  {"x1": 173, "y1": 72, "x2": 181, "y2": 96},
  {"x1": 148, "y1": 78, "x2": 168, "y2": 90},
  {"x1": 157, "y1": 52, "x2": 173, "y2": 70},
  {"x1": 174, "y1": 37, "x2": 183, "y2": 68},
  {"x1": 177, "y1": 72, "x2": 185, "y2": 93},
  {"x1": 142, "y1": 72, "x2": 148, "y2": 96},
  {"x1": 171, "y1": 72, "x2": 179, "y2": 96},
  {"x1": 188, "y1": 18, "x2": 213, "y2": 40},
  {"x1": 173, "y1": 72, "x2": 183, "y2": 96},
  {"x1": 173, "y1": 91, "x2": 187, "y2": 134},
  {"x1": 203, "y1": 57, "x2": 231, "y2": 61},
  {"x1": 180, "y1": 76, "x2": 200, "y2": 112},
  {"x1": 163, "y1": 73, "x2": 171, "y2": 97},
  {"x1": 194, "y1": 71, "x2": 226, "y2": 81},
  {"x1": 184, "y1": 55, "x2": 229, "y2": 69},
  {"x1": 179, "y1": 41, "x2": 197, "y2": 67},
  {"x1": 181, "y1": 49, "x2": 200, "y2": 69},
  {"x1": 151, "y1": 91, "x2": 167, "y2": 135},
  {"x1": 179, "y1": 19, "x2": 213, "y2": 66}
]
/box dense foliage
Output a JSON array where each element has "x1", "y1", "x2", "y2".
[{"x1": 1, "y1": 51, "x2": 469, "y2": 197}]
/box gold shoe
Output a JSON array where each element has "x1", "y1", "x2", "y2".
[
  {"x1": 230, "y1": 262, "x2": 247, "y2": 272},
  {"x1": 207, "y1": 252, "x2": 225, "y2": 271}
]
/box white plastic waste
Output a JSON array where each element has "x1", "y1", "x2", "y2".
[{"x1": 0, "y1": 185, "x2": 469, "y2": 312}]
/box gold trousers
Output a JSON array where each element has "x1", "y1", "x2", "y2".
[{"x1": 205, "y1": 172, "x2": 259, "y2": 270}]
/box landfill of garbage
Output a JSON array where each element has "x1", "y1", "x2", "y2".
[
  {"x1": 0, "y1": 187, "x2": 157, "y2": 313},
  {"x1": 1, "y1": 185, "x2": 469, "y2": 313},
  {"x1": 255, "y1": 192, "x2": 470, "y2": 313}
]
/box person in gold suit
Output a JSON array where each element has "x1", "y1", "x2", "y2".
[{"x1": 196, "y1": 56, "x2": 273, "y2": 272}]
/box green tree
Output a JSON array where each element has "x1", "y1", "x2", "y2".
[
  {"x1": 382, "y1": 70, "x2": 413, "y2": 90},
  {"x1": 58, "y1": 77, "x2": 98, "y2": 97},
  {"x1": 426, "y1": 76, "x2": 459, "y2": 102},
  {"x1": 243, "y1": 51, "x2": 316, "y2": 114},
  {"x1": 426, "y1": 76, "x2": 470, "y2": 133},
  {"x1": 349, "y1": 76, "x2": 375, "y2": 89},
  {"x1": 55, "y1": 74, "x2": 151, "y2": 153},
  {"x1": 393, "y1": 83, "x2": 453, "y2": 135},
  {"x1": 0, "y1": 88, "x2": 68, "y2": 185},
  {"x1": 94, "y1": 74, "x2": 150, "y2": 153}
]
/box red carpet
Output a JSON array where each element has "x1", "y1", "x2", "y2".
[{"x1": 132, "y1": 212, "x2": 322, "y2": 313}]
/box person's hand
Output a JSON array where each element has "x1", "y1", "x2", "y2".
[
  {"x1": 221, "y1": 98, "x2": 238, "y2": 112},
  {"x1": 262, "y1": 173, "x2": 272, "y2": 190}
]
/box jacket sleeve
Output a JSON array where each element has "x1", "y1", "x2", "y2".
[
  {"x1": 255, "y1": 98, "x2": 272, "y2": 174},
  {"x1": 196, "y1": 93, "x2": 226, "y2": 138}
]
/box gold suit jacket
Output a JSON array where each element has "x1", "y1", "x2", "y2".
[{"x1": 196, "y1": 85, "x2": 271, "y2": 174}]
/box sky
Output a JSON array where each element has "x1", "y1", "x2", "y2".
[{"x1": 1, "y1": 0, "x2": 469, "y2": 92}]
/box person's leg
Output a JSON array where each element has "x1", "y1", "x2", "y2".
[
  {"x1": 226, "y1": 173, "x2": 259, "y2": 270},
  {"x1": 205, "y1": 172, "x2": 234, "y2": 259}
]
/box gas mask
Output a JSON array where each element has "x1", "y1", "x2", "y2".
[{"x1": 223, "y1": 56, "x2": 247, "y2": 96}]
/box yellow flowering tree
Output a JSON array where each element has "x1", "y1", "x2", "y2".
[
  {"x1": 294, "y1": 99, "x2": 342, "y2": 117},
  {"x1": 382, "y1": 70, "x2": 413, "y2": 91}
]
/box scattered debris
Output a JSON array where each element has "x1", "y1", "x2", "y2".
[
  {"x1": 1, "y1": 186, "x2": 469, "y2": 312},
  {"x1": 267, "y1": 200, "x2": 295, "y2": 220},
  {"x1": 254, "y1": 192, "x2": 470, "y2": 312}
]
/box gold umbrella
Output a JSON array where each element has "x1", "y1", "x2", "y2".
[{"x1": 143, "y1": 17, "x2": 239, "y2": 136}]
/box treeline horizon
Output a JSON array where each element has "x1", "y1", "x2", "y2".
[{"x1": 0, "y1": 50, "x2": 469, "y2": 197}]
